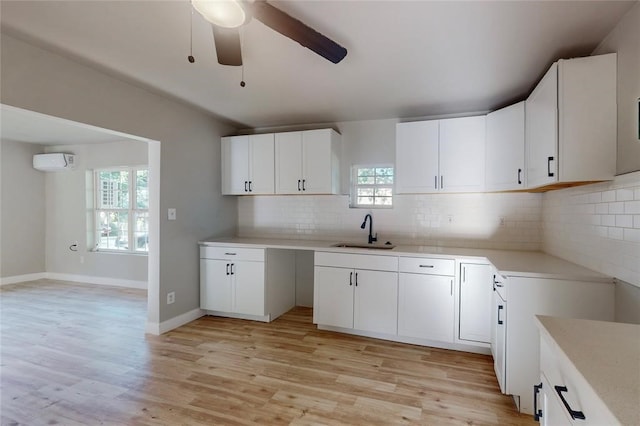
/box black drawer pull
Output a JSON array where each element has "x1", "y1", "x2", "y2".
[
  {"x1": 419, "y1": 265, "x2": 434, "y2": 268},
  {"x1": 349, "y1": 272, "x2": 353, "y2": 286},
  {"x1": 554, "y1": 385, "x2": 586, "y2": 420},
  {"x1": 224, "y1": 252, "x2": 236, "y2": 256},
  {"x1": 533, "y1": 382, "x2": 543, "y2": 421},
  {"x1": 517, "y1": 168, "x2": 522, "y2": 185}
]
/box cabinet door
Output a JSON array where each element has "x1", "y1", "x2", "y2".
[
  {"x1": 200, "y1": 259, "x2": 232, "y2": 311},
  {"x1": 275, "y1": 132, "x2": 303, "y2": 194},
  {"x1": 540, "y1": 375, "x2": 572, "y2": 426},
  {"x1": 439, "y1": 116, "x2": 486, "y2": 193},
  {"x1": 485, "y1": 102, "x2": 525, "y2": 191},
  {"x1": 314, "y1": 266, "x2": 354, "y2": 329},
  {"x1": 526, "y1": 63, "x2": 558, "y2": 188},
  {"x1": 492, "y1": 291, "x2": 507, "y2": 394},
  {"x1": 233, "y1": 260, "x2": 265, "y2": 316},
  {"x1": 395, "y1": 121, "x2": 440, "y2": 193},
  {"x1": 301, "y1": 129, "x2": 334, "y2": 194},
  {"x1": 398, "y1": 273, "x2": 454, "y2": 343},
  {"x1": 353, "y1": 270, "x2": 398, "y2": 335},
  {"x1": 248, "y1": 134, "x2": 275, "y2": 194},
  {"x1": 459, "y1": 263, "x2": 493, "y2": 343},
  {"x1": 221, "y1": 136, "x2": 250, "y2": 195}
]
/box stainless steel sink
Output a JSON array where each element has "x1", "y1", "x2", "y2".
[{"x1": 331, "y1": 242, "x2": 396, "y2": 250}]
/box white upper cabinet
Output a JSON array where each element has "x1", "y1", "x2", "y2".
[
  {"x1": 526, "y1": 53, "x2": 616, "y2": 189},
  {"x1": 396, "y1": 120, "x2": 439, "y2": 193},
  {"x1": 439, "y1": 116, "x2": 486, "y2": 193},
  {"x1": 275, "y1": 129, "x2": 341, "y2": 194},
  {"x1": 396, "y1": 116, "x2": 485, "y2": 194},
  {"x1": 485, "y1": 102, "x2": 526, "y2": 191},
  {"x1": 221, "y1": 134, "x2": 275, "y2": 195}
]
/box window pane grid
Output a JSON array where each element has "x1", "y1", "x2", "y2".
[
  {"x1": 352, "y1": 165, "x2": 394, "y2": 208},
  {"x1": 94, "y1": 167, "x2": 148, "y2": 253}
]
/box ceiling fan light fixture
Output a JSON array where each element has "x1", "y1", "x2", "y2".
[{"x1": 192, "y1": 0, "x2": 246, "y2": 28}]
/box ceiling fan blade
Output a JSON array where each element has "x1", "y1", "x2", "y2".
[
  {"x1": 211, "y1": 25, "x2": 243, "y2": 66},
  {"x1": 250, "y1": 1, "x2": 347, "y2": 64}
]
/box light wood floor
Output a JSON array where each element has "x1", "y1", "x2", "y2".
[{"x1": 1, "y1": 280, "x2": 535, "y2": 425}]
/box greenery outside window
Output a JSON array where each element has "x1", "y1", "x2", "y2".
[
  {"x1": 351, "y1": 165, "x2": 394, "y2": 208},
  {"x1": 94, "y1": 167, "x2": 149, "y2": 253}
]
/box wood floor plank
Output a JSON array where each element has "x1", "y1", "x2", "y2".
[{"x1": 1, "y1": 279, "x2": 536, "y2": 425}]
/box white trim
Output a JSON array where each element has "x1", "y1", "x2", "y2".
[
  {"x1": 146, "y1": 308, "x2": 205, "y2": 335},
  {"x1": 0, "y1": 273, "x2": 48, "y2": 286},
  {"x1": 317, "y1": 324, "x2": 491, "y2": 355},
  {"x1": 202, "y1": 310, "x2": 271, "y2": 323},
  {"x1": 46, "y1": 273, "x2": 147, "y2": 289}
]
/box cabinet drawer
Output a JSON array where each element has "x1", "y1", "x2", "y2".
[
  {"x1": 200, "y1": 246, "x2": 265, "y2": 262},
  {"x1": 398, "y1": 257, "x2": 455, "y2": 276},
  {"x1": 540, "y1": 334, "x2": 617, "y2": 425},
  {"x1": 315, "y1": 252, "x2": 398, "y2": 272}
]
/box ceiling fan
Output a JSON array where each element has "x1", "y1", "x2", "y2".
[{"x1": 191, "y1": 0, "x2": 348, "y2": 66}]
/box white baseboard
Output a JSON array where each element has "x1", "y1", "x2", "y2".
[
  {"x1": 146, "y1": 308, "x2": 205, "y2": 335},
  {"x1": 0, "y1": 273, "x2": 48, "y2": 286},
  {"x1": 46, "y1": 273, "x2": 147, "y2": 289}
]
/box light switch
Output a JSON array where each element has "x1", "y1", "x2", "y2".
[{"x1": 168, "y1": 208, "x2": 177, "y2": 221}]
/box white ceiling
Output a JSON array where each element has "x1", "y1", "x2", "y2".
[{"x1": 0, "y1": 0, "x2": 636, "y2": 130}]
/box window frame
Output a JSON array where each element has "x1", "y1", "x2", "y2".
[
  {"x1": 350, "y1": 164, "x2": 394, "y2": 209},
  {"x1": 92, "y1": 166, "x2": 149, "y2": 254}
]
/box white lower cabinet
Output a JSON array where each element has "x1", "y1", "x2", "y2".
[
  {"x1": 200, "y1": 246, "x2": 296, "y2": 321},
  {"x1": 536, "y1": 331, "x2": 618, "y2": 425},
  {"x1": 504, "y1": 276, "x2": 614, "y2": 415},
  {"x1": 200, "y1": 258, "x2": 263, "y2": 314},
  {"x1": 398, "y1": 257, "x2": 455, "y2": 343},
  {"x1": 314, "y1": 252, "x2": 398, "y2": 335},
  {"x1": 458, "y1": 263, "x2": 493, "y2": 344}
]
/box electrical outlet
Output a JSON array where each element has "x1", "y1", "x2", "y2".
[{"x1": 167, "y1": 291, "x2": 175, "y2": 305}]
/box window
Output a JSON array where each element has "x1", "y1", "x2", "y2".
[
  {"x1": 351, "y1": 165, "x2": 394, "y2": 208},
  {"x1": 94, "y1": 167, "x2": 148, "y2": 253}
]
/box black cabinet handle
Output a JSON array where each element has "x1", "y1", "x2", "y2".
[
  {"x1": 244, "y1": 181, "x2": 248, "y2": 192},
  {"x1": 419, "y1": 265, "x2": 434, "y2": 268},
  {"x1": 497, "y1": 305, "x2": 504, "y2": 325},
  {"x1": 229, "y1": 263, "x2": 234, "y2": 275},
  {"x1": 248, "y1": 181, "x2": 252, "y2": 192},
  {"x1": 226, "y1": 263, "x2": 230, "y2": 275},
  {"x1": 302, "y1": 179, "x2": 306, "y2": 191},
  {"x1": 297, "y1": 179, "x2": 301, "y2": 191},
  {"x1": 355, "y1": 272, "x2": 358, "y2": 287},
  {"x1": 554, "y1": 386, "x2": 586, "y2": 420},
  {"x1": 440, "y1": 175, "x2": 443, "y2": 189},
  {"x1": 547, "y1": 156, "x2": 555, "y2": 177},
  {"x1": 349, "y1": 272, "x2": 353, "y2": 286},
  {"x1": 533, "y1": 382, "x2": 543, "y2": 421},
  {"x1": 435, "y1": 176, "x2": 438, "y2": 190},
  {"x1": 518, "y1": 168, "x2": 522, "y2": 185}
]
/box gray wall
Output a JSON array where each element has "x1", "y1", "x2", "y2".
[
  {"x1": 0, "y1": 140, "x2": 46, "y2": 277},
  {"x1": 593, "y1": 2, "x2": 640, "y2": 175},
  {"x1": 44, "y1": 141, "x2": 148, "y2": 283},
  {"x1": 594, "y1": 2, "x2": 640, "y2": 322},
  {"x1": 0, "y1": 33, "x2": 238, "y2": 323}
]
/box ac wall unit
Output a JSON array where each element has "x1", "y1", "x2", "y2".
[{"x1": 33, "y1": 153, "x2": 77, "y2": 172}]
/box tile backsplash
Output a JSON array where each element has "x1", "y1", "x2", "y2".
[
  {"x1": 238, "y1": 192, "x2": 542, "y2": 250},
  {"x1": 542, "y1": 171, "x2": 640, "y2": 287}
]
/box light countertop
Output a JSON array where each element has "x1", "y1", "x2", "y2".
[
  {"x1": 536, "y1": 316, "x2": 640, "y2": 426},
  {"x1": 199, "y1": 236, "x2": 612, "y2": 282}
]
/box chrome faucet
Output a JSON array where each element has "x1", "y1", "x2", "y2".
[{"x1": 360, "y1": 214, "x2": 377, "y2": 244}]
